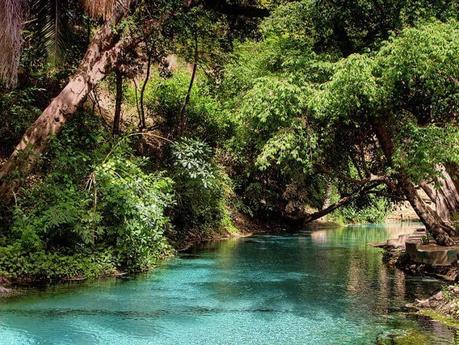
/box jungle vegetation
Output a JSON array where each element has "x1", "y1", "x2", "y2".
[{"x1": 0, "y1": 0, "x2": 458, "y2": 282}]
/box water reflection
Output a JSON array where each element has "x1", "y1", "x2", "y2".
[{"x1": 0, "y1": 223, "x2": 457, "y2": 344}]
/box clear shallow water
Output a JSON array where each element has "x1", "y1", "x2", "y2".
[{"x1": 0, "y1": 223, "x2": 458, "y2": 345}]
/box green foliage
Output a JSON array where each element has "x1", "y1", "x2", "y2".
[
  {"x1": 5, "y1": 113, "x2": 175, "y2": 279},
  {"x1": 169, "y1": 138, "x2": 233, "y2": 237},
  {"x1": 256, "y1": 120, "x2": 318, "y2": 174},
  {"x1": 0, "y1": 87, "x2": 42, "y2": 151},
  {"x1": 171, "y1": 138, "x2": 216, "y2": 187},
  {"x1": 376, "y1": 20, "x2": 459, "y2": 124},
  {"x1": 239, "y1": 76, "x2": 306, "y2": 136},
  {"x1": 0, "y1": 244, "x2": 117, "y2": 282},
  {"x1": 127, "y1": 70, "x2": 232, "y2": 146},
  {"x1": 394, "y1": 123, "x2": 459, "y2": 183},
  {"x1": 309, "y1": 54, "x2": 378, "y2": 122},
  {"x1": 222, "y1": 3, "x2": 459, "y2": 222},
  {"x1": 94, "y1": 154, "x2": 174, "y2": 271},
  {"x1": 331, "y1": 196, "x2": 391, "y2": 224}
]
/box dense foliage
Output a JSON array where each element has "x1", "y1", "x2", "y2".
[{"x1": 0, "y1": 0, "x2": 458, "y2": 282}]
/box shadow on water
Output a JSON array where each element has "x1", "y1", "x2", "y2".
[{"x1": 0, "y1": 223, "x2": 458, "y2": 344}]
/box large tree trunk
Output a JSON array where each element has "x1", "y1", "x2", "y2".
[
  {"x1": 373, "y1": 119, "x2": 456, "y2": 245},
  {"x1": 434, "y1": 164, "x2": 459, "y2": 224},
  {"x1": 398, "y1": 172, "x2": 456, "y2": 245},
  {"x1": 0, "y1": 8, "x2": 134, "y2": 204},
  {"x1": 421, "y1": 166, "x2": 459, "y2": 226}
]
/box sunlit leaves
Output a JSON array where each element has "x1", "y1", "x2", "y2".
[
  {"x1": 239, "y1": 76, "x2": 306, "y2": 135},
  {"x1": 309, "y1": 54, "x2": 378, "y2": 122},
  {"x1": 376, "y1": 20, "x2": 459, "y2": 124},
  {"x1": 256, "y1": 120, "x2": 318, "y2": 174},
  {"x1": 171, "y1": 138, "x2": 216, "y2": 188}
]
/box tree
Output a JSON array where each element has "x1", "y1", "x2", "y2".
[
  {"x1": 0, "y1": 0, "x2": 135, "y2": 202},
  {"x1": 0, "y1": 0, "x2": 24, "y2": 87},
  {"x1": 0, "y1": 0, "x2": 271, "y2": 204},
  {"x1": 223, "y1": 2, "x2": 458, "y2": 244}
]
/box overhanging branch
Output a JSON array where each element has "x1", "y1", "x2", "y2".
[
  {"x1": 304, "y1": 180, "x2": 385, "y2": 224},
  {"x1": 199, "y1": 0, "x2": 270, "y2": 17}
]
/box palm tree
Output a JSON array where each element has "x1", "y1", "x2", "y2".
[
  {"x1": 0, "y1": 0, "x2": 24, "y2": 87},
  {"x1": 0, "y1": 0, "x2": 133, "y2": 202},
  {"x1": 0, "y1": 0, "x2": 122, "y2": 87}
]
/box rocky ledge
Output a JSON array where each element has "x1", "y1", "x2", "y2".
[
  {"x1": 376, "y1": 228, "x2": 459, "y2": 282},
  {"x1": 411, "y1": 285, "x2": 459, "y2": 325}
]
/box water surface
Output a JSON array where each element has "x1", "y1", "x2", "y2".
[{"x1": 0, "y1": 223, "x2": 457, "y2": 344}]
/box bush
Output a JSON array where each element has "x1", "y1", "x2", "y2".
[
  {"x1": 0, "y1": 244, "x2": 117, "y2": 282},
  {"x1": 169, "y1": 138, "x2": 234, "y2": 239},
  {"x1": 94, "y1": 154, "x2": 174, "y2": 271},
  {"x1": 331, "y1": 196, "x2": 391, "y2": 224},
  {"x1": 5, "y1": 113, "x2": 175, "y2": 280}
]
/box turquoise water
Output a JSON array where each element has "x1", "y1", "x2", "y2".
[{"x1": 0, "y1": 224, "x2": 458, "y2": 344}]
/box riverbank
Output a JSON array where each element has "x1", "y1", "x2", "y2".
[
  {"x1": 412, "y1": 285, "x2": 459, "y2": 328},
  {"x1": 379, "y1": 231, "x2": 459, "y2": 329},
  {"x1": 0, "y1": 210, "x2": 302, "y2": 296}
]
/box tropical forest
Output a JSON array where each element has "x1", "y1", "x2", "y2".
[{"x1": 0, "y1": 0, "x2": 458, "y2": 344}]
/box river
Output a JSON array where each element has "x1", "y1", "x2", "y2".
[{"x1": 0, "y1": 223, "x2": 457, "y2": 344}]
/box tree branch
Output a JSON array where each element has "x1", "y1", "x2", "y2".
[
  {"x1": 201, "y1": 0, "x2": 270, "y2": 17},
  {"x1": 304, "y1": 180, "x2": 384, "y2": 224}
]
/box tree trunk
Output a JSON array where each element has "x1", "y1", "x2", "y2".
[
  {"x1": 434, "y1": 164, "x2": 459, "y2": 224},
  {"x1": 420, "y1": 166, "x2": 459, "y2": 226},
  {"x1": 113, "y1": 69, "x2": 123, "y2": 135},
  {"x1": 318, "y1": 183, "x2": 333, "y2": 222},
  {"x1": 373, "y1": 119, "x2": 456, "y2": 245},
  {"x1": 138, "y1": 50, "x2": 152, "y2": 130},
  {"x1": 0, "y1": 8, "x2": 134, "y2": 204},
  {"x1": 398, "y1": 172, "x2": 456, "y2": 245},
  {"x1": 178, "y1": 33, "x2": 198, "y2": 136},
  {"x1": 305, "y1": 194, "x2": 354, "y2": 224}
]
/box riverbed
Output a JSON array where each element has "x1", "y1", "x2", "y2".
[{"x1": 0, "y1": 223, "x2": 457, "y2": 344}]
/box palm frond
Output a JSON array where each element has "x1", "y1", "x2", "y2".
[{"x1": 27, "y1": 0, "x2": 72, "y2": 66}]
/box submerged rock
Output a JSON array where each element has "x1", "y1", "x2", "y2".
[
  {"x1": 414, "y1": 284, "x2": 459, "y2": 325},
  {"x1": 0, "y1": 286, "x2": 12, "y2": 294}
]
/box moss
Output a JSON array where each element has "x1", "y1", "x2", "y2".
[
  {"x1": 377, "y1": 330, "x2": 430, "y2": 345},
  {"x1": 419, "y1": 309, "x2": 459, "y2": 329}
]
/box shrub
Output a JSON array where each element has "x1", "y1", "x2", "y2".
[
  {"x1": 331, "y1": 196, "x2": 391, "y2": 224},
  {"x1": 169, "y1": 138, "x2": 234, "y2": 238},
  {"x1": 6, "y1": 113, "x2": 175, "y2": 279},
  {"x1": 0, "y1": 244, "x2": 117, "y2": 282},
  {"x1": 94, "y1": 154, "x2": 174, "y2": 271}
]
